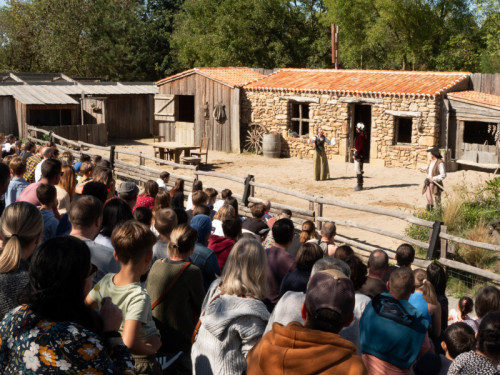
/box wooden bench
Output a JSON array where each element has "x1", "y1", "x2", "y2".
[{"x1": 181, "y1": 156, "x2": 201, "y2": 166}]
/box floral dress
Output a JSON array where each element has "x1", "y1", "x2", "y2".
[{"x1": 0, "y1": 305, "x2": 135, "y2": 374}]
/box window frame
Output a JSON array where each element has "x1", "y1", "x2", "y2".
[
  {"x1": 290, "y1": 102, "x2": 310, "y2": 137},
  {"x1": 394, "y1": 116, "x2": 413, "y2": 144}
]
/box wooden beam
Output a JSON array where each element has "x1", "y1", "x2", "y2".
[
  {"x1": 338, "y1": 97, "x2": 384, "y2": 104},
  {"x1": 439, "y1": 258, "x2": 500, "y2": 282},
  {"x1": 279, "y1": 96, "x2": 320, "y2": 104},
  {"x1": 385, "y1": 110, "x2": 422, "y2": 117}
]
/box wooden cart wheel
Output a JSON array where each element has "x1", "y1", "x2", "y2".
[{"x1": 244, "y1": 123, "x2": 267, "y2": 154}]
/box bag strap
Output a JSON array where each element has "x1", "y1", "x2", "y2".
[
  {"x1": 191, "y1": 291, "x2": 224, "y2": 345},
  {"x1": 151, "y1": 262, "x2": 191, "y2": 311}
]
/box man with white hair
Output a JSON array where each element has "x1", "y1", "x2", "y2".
[{"x1": 351, "y1": 122, "x2": 367, "y2": 191}]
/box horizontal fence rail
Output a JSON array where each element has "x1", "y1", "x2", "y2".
[{"x1": 25, "y1": 126, "x2": 500, "y2": 284}]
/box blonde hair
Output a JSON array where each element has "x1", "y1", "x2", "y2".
[
  {"x1": 0, "y1": 202, "x2": 43, "y2": 273},
  {"x1": 414, "y1": 268, "x2": 438, "y2": 305},
  {"x1": 213, "y1": 204, "x2": 235, "y2": 221},
  {"x1": 220, "y1": 237, "x2": 268, "y2": 299},
  {"x1": 167, "y1": 224, "x2": 197, "y2": 257}
]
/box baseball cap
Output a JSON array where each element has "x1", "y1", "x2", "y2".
[
  {"x1": 305, "y1": 269, "x2": 355, "y2": 325},
  {"x1": 117, "y1": 181, "x2": 139, "y2": 195}
]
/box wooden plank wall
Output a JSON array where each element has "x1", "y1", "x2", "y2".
[
  {"x1": 81, "y1": 98, "x2": 106, "y2": 125},
  {"x1": 158, "y1": 74, "x2": 235, "y2": 152},
  {"x1": 35, "y1": 123, "x2": 108, "y2": 145},
  {"x1": 470, "y1": 73, "x2": 500, "y2": 95},
  {"x1": 0, "y1": 97, "x2": 18, "y2": 136},
  {"x1": 15, "y1": 101, "x2": 26, "y2": 139},
  {"x1": 106, "y1": 94, "x2": 153, "y2": 139}
]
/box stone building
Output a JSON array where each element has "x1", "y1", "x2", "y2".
[{"x1": 241, "y1": 69, "x2": 470, "y2": 168}]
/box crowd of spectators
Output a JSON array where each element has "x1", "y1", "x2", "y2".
[{"x1": 0, "y1": 136, "x2": 499, "y2": 375}]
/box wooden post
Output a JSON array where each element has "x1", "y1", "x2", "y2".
[
  {"x1": 440, "y1": 225, "x2": 448, "y2": 260},
  {"x1": 316, "y1": 197, "x2": 324, "y2": 230},
  {"x1": 109, "y1": 145, "x2": 115, "y2": 170},
  {"x1": 139, "y1": 152, "x2": 145, "y2": 166},
  {"x1": 250, "y1": 175, "x2": 255, "y2": 197}
]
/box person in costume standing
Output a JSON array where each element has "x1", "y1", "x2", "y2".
[
  {"x1": 420, "y1": 147, "x2": 446, "y2": 210},
  {"x1": 308, "y1": 127, "x2": 335, "y2": 181},
  {"x1": 351, "y1": 123, "x2": 366, "y2": 191}
]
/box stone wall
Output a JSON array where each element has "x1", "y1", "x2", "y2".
[{"x1": 240, "y1": 90, "x2": 441, "y2": 168}]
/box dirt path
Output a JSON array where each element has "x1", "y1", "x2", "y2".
[{"x1": 109, "y1": 138, "x2": 493, "y2": 251}]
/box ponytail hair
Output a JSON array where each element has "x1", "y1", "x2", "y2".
[
  {"x1": 167, "y1": 224, "x2": 198, "y2": 256},
  {"x1": 299, "y1": 220, "x2": 317, "y2": 243},
  {"x1": 458, "y1": 296, "x2": 474, "y2": 321},
  {"x1": 0, "y1": 202, "x2": 43, "y2": 273},
  {"x1": 413, "y1": 268, "x2": 438, "y2": 305}
]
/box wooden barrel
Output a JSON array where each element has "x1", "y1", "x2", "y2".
[{"x1": 263, "y1": 134, "x2": 281, "y2": 158}]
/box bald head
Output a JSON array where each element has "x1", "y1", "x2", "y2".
[
  {"x1": 368, "y1": 249, "x2": 389, "y2": 279},
  {"x1": 321, "y1": 221, "x2": 336, "y2": 241}
]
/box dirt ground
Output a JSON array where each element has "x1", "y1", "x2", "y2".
[{"x1": 110, "y1": 137, "x2": 495, "y2": 253}]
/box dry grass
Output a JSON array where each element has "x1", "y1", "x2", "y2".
[
  {"x1": 442, "y1": 193, "x2": 464, "y2": 233},
  {"x1": 457, "y1": 221, "x2": 498, "y2": 270}
]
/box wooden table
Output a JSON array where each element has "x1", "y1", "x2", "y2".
[{"x1": 152, "y1": 142, "x2": 199, "y2": 164}]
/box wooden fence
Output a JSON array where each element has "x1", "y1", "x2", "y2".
[
  {"x1": 470, "y1": 73, "x2": 500, "y2": 96},
  {"x1": 31, "y1": 123, "x2": 108, "y2": 146},
  {"x1": 27, "y1": 125, "x2": 500, "y2": 284}
]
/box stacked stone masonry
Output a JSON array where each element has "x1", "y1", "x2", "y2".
[{"x1": 241, "y1": 90, "x2": 441, "y2": 168}]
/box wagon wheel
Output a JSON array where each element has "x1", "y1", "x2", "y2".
[{"x1": 244, "y1": 123, "x2": 267, "y2": 154}]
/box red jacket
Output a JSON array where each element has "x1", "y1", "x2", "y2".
[
  {"x1": 355, "y1": 133, "x2": 365, "y2": 157},
  {"x1": 208, "y1": 235, "x2": 235, "y2": 271}
]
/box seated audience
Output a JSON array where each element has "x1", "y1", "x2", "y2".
[
  {"x1": 448, "y1": 312, "x2": 500, "y2": 375},
  {"x1": 117, "y1": 181, "x2": 139, "y2": 210},
  {"x1": 152, "y1": 208, "x2": 178, "y2": 263},
  {"x1": 0, "y1": 236, "x2": 135, "y2": 373},
  {"x1": 359, "y1": 249, "x2": 389, "y2": 298},
  {"x1": 36, "y1": 183, "x2": 59, "y2": 242},
  {"x1": 17, "y1": 158, "x2": 62, "y2": 207},
  {"x1": 75, "y1": 160, "x2": 93, "y2": 192},
  {"x1": 134, "y1": 206, "x2": 153, "y2": 226},
  {"x1": 211, "y1": 204, "x2": 235, "y2": 236},
  {"x1": 465, "y1": 285, "x2": 500, "y2": 332},
  {"x1": 242, "y1": 202, "x2": 269, "y2": 241},
  {"x1": 280, "y1": 242, "x2": 323, "y2": 296},
  {"x1": 382, "y1": 243, "x2": 415, "y2": 283},
  {"x1": 81, "y1": 181, "x2": 108, "y2": 204},
  {"x1": 146, "y1": 224, "x2": 204, "y2": 373},
  {"x1": 170, "y1": 178, "x2": 185, "y2": 209},
  {"x1": 151, "y1": 189, "x2": 171, "y2": 236},
  {"x1": 186, "y1": 179, "x2": 203, "y2": 210},
  {"x1": 318, "y1": 221, "x2": 337, "y2": 256},
  {"x1": 23, "y1": 146, "x2": 42, "y2": 183},
  {"x1": 208, "y1": 216, "x2": 242, "y2": 271},
  {"x1": 5, "y1": 157, "x2": 29, "y2": 207},
  {"x1": 427, "y1": 262, "x2": 449, "y2": 342},
  {"x1": 86, "y1": 221, "x2": 162, "y2": 374},
  {"x1": 134, "y1": 180, "x2": 158, "y2": 212},
  {"x1": 299, "y1": 220, "x2": 319, "y2": 243},
  {"x1": 189, "y1": 214, "x2": 220, "y2": 290},
  {"x1": 449, "y1": 297, "x2": 474, "y2": 323},
  {"x1": 55, "y1": 165, "x2": 76, "y2": 215},
  {"x1": 409, "y1": 268, "x2": 442, "y2": 339},
  {"x1": 156, "y1": 171, "x2": 170, "y2": 192},
  {"x1": 186, "y1": 190, "x2": 208, "y2": 222},
  {"x1": 204, "y1": 187, "x2": 218, "y2": 217},
  {"x1": 213, "y1": 188, "x2": 232, "y2": 212},
  {"x1": 0, "y1": 162, "x2": 11, "y2": 217},
  {"x1": 262, "y1": 199, "x2": 273, "y2": 222},
  {"x1": 69, "y1": 195, "x2": 120, "y2": 284},
  {"x1": 334, "y1": 244, "x2": 355, "y2": 261},
  {"x1": 0, "y1": 202, "x2": 43, "y2": 319},
  {"x1": 95, "y1": 198, "x2": 133, "y2": 249},
  {"x1": 360, "y1": 267, "x2": 430, "y2": 374},
  {"x1": 34, "y1": 146, "x2": 54, "y2": 182},
  {"x1": 93, "y1": 168, "x2": 115, "y2": 200},
  {"x1": 192, "y1": 237, "x2": 270, "y2": 375},
  {"x1": 265, "y1": 218, "x2": 296, "y2": 311},
  {"x1": 247, "y1": 269, "x2": 367, "y2": 374},
  {"x1": 412, "y1": 322, "x2": 476, "y2": 375}
]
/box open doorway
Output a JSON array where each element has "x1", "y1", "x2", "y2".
[{"x1": 350, "y1": 104, "x2": 372, "y2": 163}]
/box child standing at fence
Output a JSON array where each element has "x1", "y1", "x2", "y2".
[{"x1": 449, "y1": 297, "x2": 474, "y2": 323}]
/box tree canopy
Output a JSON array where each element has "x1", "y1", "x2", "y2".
[{"x1": 0, "y1": 0, "x2": 497, "y2": 80}]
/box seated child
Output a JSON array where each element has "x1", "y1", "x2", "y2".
[
  {"x1": 134, "y1": 206, "x2": 153, "y2": 227},
  {"x1": 449, "y1": 296, "x2": 474, "y2": 323},
  {"x1": 36, "y1": 183, "x2": 59, "y2": 241},
  {"x1": 5, "y1": 156, "x2": 29, "y2": 206},
  {"x1": 412, "y1": 322, "x2": 476, "y2": 375},
  {"x1": 152, "y1": 208, "x2": 178, "y2": 263},
  {"x1": 86, "y1": 220, "x2": 162, "y2": 375},
  {"x1": 75, "y1": 161, "x2": 94, "y2": 191}
]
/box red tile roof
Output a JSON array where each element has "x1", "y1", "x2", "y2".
[
  {"x1": 156, "y1": 67, "x2": 265, "y2": 87},
  {"x1": 447, "y1": 90, "x2": 500, "y2": 109},
  {"x1": 244, "y1": 68, "x2": 470, "y2": 97}
]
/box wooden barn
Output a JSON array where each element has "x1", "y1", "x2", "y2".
[
  {"x1": 0, "y1": 72, "x2": 157, "y2": 145},
  {"x1": 155, "y1": 67, "x2": 265, "y2": 152},
  {"x1": 446, "y1": 90, "x2": 500, "y2": 168}
]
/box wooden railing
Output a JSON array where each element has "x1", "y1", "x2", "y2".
[{"x1": 26, "y1": 125, "x2": 500, "y2": 283}]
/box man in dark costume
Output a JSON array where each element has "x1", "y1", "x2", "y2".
[{"x1": 352, "y1": 123, "x2": 366, "y2": 191}]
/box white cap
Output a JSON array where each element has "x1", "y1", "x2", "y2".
[{"x1": 356, "y1": 123, "x2": 365, "y2": 131}]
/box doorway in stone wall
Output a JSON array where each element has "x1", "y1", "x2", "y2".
[{"x1": 349, "y1": 104, "x2": 372, "y2": 163}]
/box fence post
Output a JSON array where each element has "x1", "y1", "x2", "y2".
[
  {"x1": 49, "y1": 131, "x2": 54, "y2": 143},
  {"x1": 242, "y1": 174, "x2": 254, "y2": 206},
  {"x1": 109, "y1": 145, "x2": 115, "y2": 170},
  {"x1": 427, "y1": 220, "x2": 442, "y2": 259},
  {"x1": 440, "y1": 225, "x2": 448, "y2": 261},
  {"x1": 139, "y1": 152, "x2": 145, "y2": 166},
  {"x1": 250, "y1": 175, "x2": 255, "y2": 197},
  {"x1": 315, "y1": 197, "x2": 323, "y2": 230}
]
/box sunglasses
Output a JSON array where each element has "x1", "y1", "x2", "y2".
[{"x1": 88, "y1": 263, "x2": 98, "y2": 279}]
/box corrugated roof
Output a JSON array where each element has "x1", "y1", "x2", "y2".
[
  {"x1": 0, "y1": 82, "x2": 158, "y2": 104},
  {"x1": 448, "y1": 90, "x2": 500, "y2": 109},
  {"x1": 156, "y1": 67, "x2": 265, "y2": 88},
  {"x1": 244, "y1": 68, "x2": 470, "y2": 97},
  {"x1": 0, "y1": 85, "x2": 78, "y2": 105}
]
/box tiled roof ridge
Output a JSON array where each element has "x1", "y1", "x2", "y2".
[
  {"x1": 277, "y1": 68, "x2": 471, "y2": 76},
  {"x1": 156, "y1": 67, "x2": 264, "y2": 87}
]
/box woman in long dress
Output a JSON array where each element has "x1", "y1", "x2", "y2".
[{"x1": 308, "y1": 127, "x2": 335, "y2": 181}]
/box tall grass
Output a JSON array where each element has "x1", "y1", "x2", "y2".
[{"x1": 457, "y1": 221, "x2": 497, "y2": 270}]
